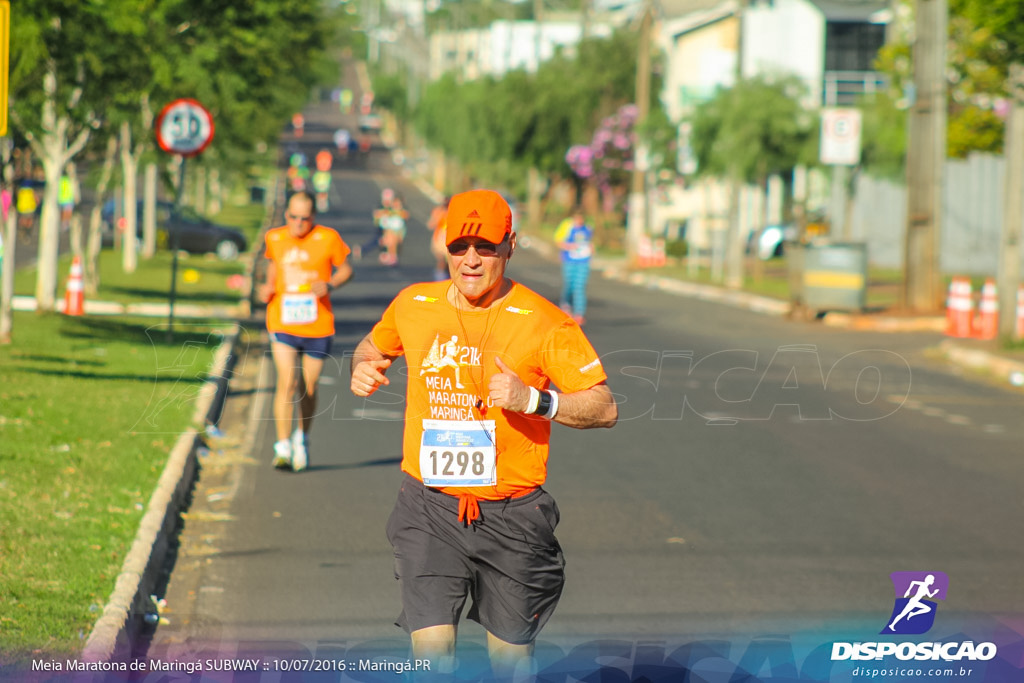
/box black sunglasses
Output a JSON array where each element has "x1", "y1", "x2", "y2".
[{"x1": 447, "y1": 237, "x2": 507, "y2": 257}]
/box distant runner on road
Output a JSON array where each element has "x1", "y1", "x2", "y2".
[
  {"x1": 259, "y1": 191, "x2": 352, "y2": 472},
  {"x1": 349, "y1": 189, "x2": 618, "y2": 679}
]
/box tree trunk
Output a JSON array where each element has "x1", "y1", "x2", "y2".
[
  {"x1": 120, "y1": 121, "x2": 139, "y2": 274},
  {"x1": 85, "y1": 135, "x2": 119, "y2": 296},
  {"x1": 28, "y1": 64, "x2": 93, "y2": 310},
  {"x1": 724, "y1": 174, "x2": 745, "y2": 289},
  {"x1": 1, "y1": 148, "x2": 16, "y2": 344},
  {"x1": 36, "y1": 152, "x2": 64, "y2": 311},
  {"x1": 142, "y1": 163, "x2": 158, "y2": 258},
  {"x1": 208, "y1": 168, "x2": 222, "y2": 215},
  {"x1": 194, "y1": 165, "x2": 207, "y2": 213}
]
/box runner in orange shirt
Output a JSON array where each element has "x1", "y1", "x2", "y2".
[
  {"x1": 259, "y1": 191, "x2": 352, "y2": 471},
  {"x1": 350, "y1": 189, "x2": 617, "y2": 678},
  {"x1": 426, "y1": 195, "x2": 450, "y2": 281}
]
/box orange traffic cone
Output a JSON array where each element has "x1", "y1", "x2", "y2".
[
  {"x1": 973, "y1": 278, "x2": 998, "y2": 340},
  {"x1": 636, "y1": 236, "x2": 652, "y2": 268},
  {"x1": 1016, "y1": 285, "x2": 1024, "y2": 338},
  {"x1": 945, "y1": 276, "x2": 973, "y2": 338},
  {"x1": 63, "y1": 255, "x2": 84, "y2": 316},
  {"x1": 652, "y1": 238, "x2": 667, "y2": 267}
]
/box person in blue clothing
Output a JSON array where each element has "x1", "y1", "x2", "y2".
[{"x1": 554, "y1": 208, "x2": 594, "y2": 325}]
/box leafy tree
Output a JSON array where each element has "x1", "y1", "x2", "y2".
[
  {"x1": 9, "y1": 1, "x2": 115, "y2": 311},
  {"x1": 874, "y1": 0, "x2": 1009, "y2": 161},
  {"x1": 956, "y1": 0, "x2": 1024, "y2": 337},
  {"x1": 411, "y1": 28, "x2": 646, "y2": 203},
  {"x1": 688, "y1": 75, "x2": 813, "y2": 287}
]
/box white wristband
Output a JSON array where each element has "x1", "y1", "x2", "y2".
[
  {"x1": 547, "y1": 390, "x2": 559, "y2": 419},
  {"x1": 525, "y1": 386, "x2": 541, "y2": 414}
]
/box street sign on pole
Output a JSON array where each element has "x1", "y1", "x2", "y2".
[
  {"x1": 820, "y1": 108, "x2": 862, "y2": 166},
  {"x1": 155, "y1": 98, "x2": 214, "y2": 340},
  {"x1": 155, "y1": 98, "x2": 215, "y2": 157},
  {"x1": 0, "y1": 1, "x2": 10, "y2": 137}
]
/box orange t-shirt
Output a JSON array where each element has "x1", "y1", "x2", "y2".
[
  {"x1": 264, "y1": 225, "x2": 350, "y2": 338},
  {"x1": 370, "y1": 280, "x2": 608, "y2": 500}
]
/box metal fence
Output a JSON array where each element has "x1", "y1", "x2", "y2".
[{"x1": 850, "y1": 152, "x2": 1024, "y2": 276}]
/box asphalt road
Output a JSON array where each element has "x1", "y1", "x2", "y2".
[{"x1": 146, "y1": 71, "x2": 1024, "y2": 679}]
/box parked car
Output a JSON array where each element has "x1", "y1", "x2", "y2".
[
  {"x1": 101, "y1": 199, "x2": 247, "y2": 260},
  {"x1": 100, "y1": 199, "x2": 174, "y2": 247},
  {"x1": 748, "y1": 224, "x2": 798, "y2": 260}
]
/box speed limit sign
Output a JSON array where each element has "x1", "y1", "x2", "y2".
[{"x1": 155, "y1": 98, "x2": 214, "y2": 156}]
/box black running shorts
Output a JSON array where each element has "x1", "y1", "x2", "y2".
[{"x1": 385, "y1": 474, "x2": 566, "y2": 645}]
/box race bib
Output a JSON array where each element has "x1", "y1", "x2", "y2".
[
  {"x1": 571, "y1": 244, "x2": 593, "y2": 259},
  {"x1": 419, "y1": 419, "x2": 497, "y2": 487},
  {"x1": 281, "y1": 293, "x2": 318, "y2": 325}
]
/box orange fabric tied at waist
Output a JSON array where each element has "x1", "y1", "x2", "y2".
[
  {"x1": 455, "y1": 487, "x2": 537, "y2": 526},
  {"x1": 457, "y1": 493, "x2": 480, "y2": 526}
]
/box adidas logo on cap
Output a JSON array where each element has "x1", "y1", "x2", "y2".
[{"x1": 467, "y1": 210, "x2": 481, "y2": 218}]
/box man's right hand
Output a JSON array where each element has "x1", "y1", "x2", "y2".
[{"x1": 351, "y1": 359, "x2": 392, "y2": 397}]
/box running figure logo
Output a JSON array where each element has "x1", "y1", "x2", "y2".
[
  {"x1": 881, "y1": 571, "x2": 949, "y2": 635},
  {"x1": 420, "y1": 334, "x2": 466, "y2": 389}
]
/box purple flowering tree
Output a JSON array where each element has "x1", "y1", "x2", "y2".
[{"x1": 565, "y1": 103, "x2": 638, "y2": 220}]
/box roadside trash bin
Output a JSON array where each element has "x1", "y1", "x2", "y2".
[
  {"x1": 250, "y1": 186, "x2": 266, "y2": 204},
  {"x1": 788, "y1": 240, "x2": 868, "y2": 313}
]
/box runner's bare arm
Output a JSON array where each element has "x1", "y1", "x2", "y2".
[
  {"x1": 258, "y1": 260, "x2": 277, "y2": 303},
  {"x1": 312, "y1": 261, "x2": 354, "y2": 297},
  {"x1": 550, "y1": 382, "x2": 617, "y2": 429},
  {"x1": 350, "y1": 333, "x2": 396, "y2": 397}
]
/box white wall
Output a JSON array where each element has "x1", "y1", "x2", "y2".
[
  {"x1": 662, "y1": 17, "x2": 739, "y2": 123},
  {"x1": 429, "y1": 21, "x2": 612, "y2": 82},
  {"x1": 743, "y1": 0, "x2": 824, "y2": 106}
]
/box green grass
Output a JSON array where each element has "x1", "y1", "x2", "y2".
[
  {"x1": 0, "y1": 312, "x2": 227, "y2": 662},
  {"x1": 15, "y1": 250, "x2": 247, "y2": 307},
  {"x1": 13, "y1": 197, "x2": 266, "y2": 308}
]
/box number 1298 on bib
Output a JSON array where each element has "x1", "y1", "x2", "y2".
[{"x1": 419, "y1": 419, "x2": 497, "y2": 487}]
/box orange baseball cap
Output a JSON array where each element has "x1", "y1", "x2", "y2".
[{"x1": 445, "y1": 190, "x2": 513, "y2": 246}]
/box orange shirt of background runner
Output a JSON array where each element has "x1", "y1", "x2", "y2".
[
  {"x1": 370, "y1": 280, "x2": 608, "y2": 500},
  {"x1": 264, "y1": 225, "x2": 350, "y2": 338}
]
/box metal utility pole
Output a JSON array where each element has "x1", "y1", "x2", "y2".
[
  {"x1": 626, "y1": 0, "x2": 653, "y2": 266},
  {"x1": 902, "y1": 0, "x2": 947, "y2": 312},
  {"x1": 997, "y1": 63, "x2": 1024, "y2": 340},
  {"x1": 581, "y1": 0, "x2": 591, "y2": 40}
]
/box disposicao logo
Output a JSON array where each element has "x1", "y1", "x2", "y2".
[
  {"x1": 830, "y1": 571, "x2": 998, "y2": 663},
  {"x1": 882, "y1": 571, "x2": 948, "y2": 635}
]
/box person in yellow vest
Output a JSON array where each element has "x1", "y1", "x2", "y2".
[
  {"x1": 58, "y1": 167, "x2": 78, "y2": 231},
  {"x1": 15, "y1": 180, "x2": 38, "y2": 243}
]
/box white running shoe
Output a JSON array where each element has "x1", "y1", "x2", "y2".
[
  {"x1": 272, "y1": 439, "x2": 292, "y2": 469},
  {"x1": 291, "y1": 429, "x2": 308, "y2": 472}
]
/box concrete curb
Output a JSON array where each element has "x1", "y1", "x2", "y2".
[
  {"x1": 12, "y1": 295, "x2": 247, "y2": 319},
  {"x1": 80, "y1": 325, "x2": 241, "y2": 664},
  {"x1": 939, "y1": 339, "x2": 1024, "y2": 385}
]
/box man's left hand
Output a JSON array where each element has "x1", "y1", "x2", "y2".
[
  {"x1": 310, "y1": 280, "x2": 330, "y2": 297},
  {"x1": 489, "y1": 357, "x2": 531, "y2": 412}
]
